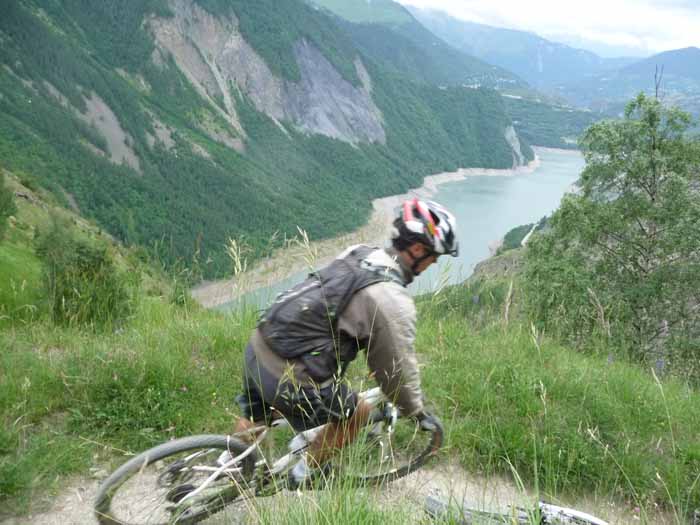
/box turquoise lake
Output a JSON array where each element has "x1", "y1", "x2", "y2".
[{"x1": 222, "y1": 148, "x2": 585, "y2": 309}]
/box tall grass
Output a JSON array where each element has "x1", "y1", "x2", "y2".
[
  {"x1": 0, "y1": 240, "x2": 43, "y2": 326},
  {"x1": 2, "y1": 245, "x2": 699, "y2": 522},
  {"x1": 0, "y1": 299, "x2": 258, "y2": 511},
  {"x1": 414, "y1": 278, "x2": 700, "y2": 522},
  {"x1": 254, "y1": 488, "x2": 418, "y2": 525},
  {"x1": 35, "y1": 219, "x2": 137, "y2": 329}
]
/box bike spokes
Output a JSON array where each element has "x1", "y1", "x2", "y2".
[{"x1": 100, "y1": 447, "x2": 250, "y2": 524}]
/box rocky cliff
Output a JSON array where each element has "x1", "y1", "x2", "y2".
[{"x1": 151, "y1": 0, "x2": 385, "y2": 145}]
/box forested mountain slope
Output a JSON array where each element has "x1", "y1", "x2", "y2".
[
  {"x1": 0, "y1": 0, "x2": 530, "y2": 277},
  {"x1": 310, "y1": 0, "x2": 595, "y2": 149},
  {"x1": 309, "y1": 0, "x2": 526, "y2": 89}
]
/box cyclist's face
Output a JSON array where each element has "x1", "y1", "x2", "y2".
[
  {"x1": 414, "y1": 254, "x2": 438, "y2": 274},
  {"x1": 406, "y1": 243, "x2": 438, "y2": 274}
]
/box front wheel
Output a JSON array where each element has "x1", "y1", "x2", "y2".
[{"x1": 94, "y1": 435, "x2": 255, "y2": 525}]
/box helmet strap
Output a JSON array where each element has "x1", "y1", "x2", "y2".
[{"x1": 409, "y1": 250, "x2": 437, "y2": 276}]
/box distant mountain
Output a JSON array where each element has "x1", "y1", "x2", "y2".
[
  {"x1": 407, "y1": 7, "x2": 700, "y2": 116},
  {"x1": 563, "y1": 47, "x2": 700, "y2": 115},
  {"x1": 544, "y1": 33, "x2": 650, "y2": 61},
  {"x1": 309, "y1": 0, "x2": 527, "y2": 89},
  {"x1": 406, "y1": 7, "x2": 636, "y2": 92},
  {"x1": 621, "y1": 47, "x2": 700, "y2": 83}
]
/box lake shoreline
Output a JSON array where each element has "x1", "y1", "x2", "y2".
[{"x1": 192, "y1": 148, "x2": 570, "y2": 309}]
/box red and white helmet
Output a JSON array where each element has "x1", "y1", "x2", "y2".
[{"x1": 391, "y1": 198, "x2": 459, "y2": 257}]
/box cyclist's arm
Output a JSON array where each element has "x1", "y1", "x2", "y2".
[{"x1": 340, "y1": 283, "x2": 424, "y2": 416}]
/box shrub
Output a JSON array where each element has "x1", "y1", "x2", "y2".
[
  {"x1": 0, "y1": 170, "x2": 17, "y2": 241},
  {"x1": 35, "y1": 219, "x2": 136, "y2": 328},
  {"x1": 524, "y1": 95, "x2": 700, "y2": 368}
]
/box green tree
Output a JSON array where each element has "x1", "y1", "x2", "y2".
[
  {"x1": 0, "y1": 170, "x2": 17, "y2": 241},
  {"x1": 525, "y1": 94, "x2": 700, "y2": 366}
]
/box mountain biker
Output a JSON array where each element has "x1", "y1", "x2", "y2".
[{"x1": 232, "y1": 198, "x2": 459, "y2": 488}]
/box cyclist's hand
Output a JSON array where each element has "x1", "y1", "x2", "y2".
[{"x1": 413, "y1": 410, "x2": 439, "y2": 432}]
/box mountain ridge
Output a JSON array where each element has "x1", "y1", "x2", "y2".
[
  {"x1": 407, "y1": 7, "x2": 700, "y2": 115},
  {"x1": 406, "y1": 7, "x2": 637, "y2": 92},
  {"x1": 563, "y1": 46, "x2": 700, "y2": 114},
  {"x1": 620, "y1": 46, "x2": 700, "y2": 82},
  {"x1": 309, "y1": 0, "x2": 527, "y2": 90}
]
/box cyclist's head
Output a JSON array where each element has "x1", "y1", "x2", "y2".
[{"x1": 391, "y1": 199, "x2": 458, "y2": 274}]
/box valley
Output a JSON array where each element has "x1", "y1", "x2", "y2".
[{"x1": 1, "y1": 0, "x2": 698, "y2": 523}]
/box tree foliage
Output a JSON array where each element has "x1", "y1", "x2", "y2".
[{"x1": 524, "y1": 94, "x2": 700, "y2": 370}]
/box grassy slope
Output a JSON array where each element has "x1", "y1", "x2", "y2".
[
  {"x1": 1, "y1": 228, "x2": 699, "y2": 520},
  {"x1": 1, "y1": 181, "x2": 697, "y2": 519},
  {"x1": 419, "y1": 283, "x2": 700, "y2": 516},
  {"x1": 0, "y1": 172, "x2": 85, "y2": 325}
]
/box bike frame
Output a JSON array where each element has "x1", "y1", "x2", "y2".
[{"x1": 179, "y1": 387, "x2": 390, "y2": 504}]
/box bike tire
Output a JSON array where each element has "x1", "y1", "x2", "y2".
[
  {"x1": 94, "y1": 435, "x2": 255, "y2": 525},
  {"x1": 341, "y1": 412, "x2": 444, "y2": 487}
]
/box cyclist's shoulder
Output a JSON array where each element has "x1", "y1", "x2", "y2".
[
  {"x1": 335, "y1": 243, "x2": 379, "y2": 260},
  {"x1": 334, "y1": 244, "x2": 408, "y2": 287},
  {"x1": 354, "y1": 277, "x2": 415, "y2": 320}
]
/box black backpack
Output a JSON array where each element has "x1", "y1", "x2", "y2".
[{"x1": 257, "y1": 246, "x2": 405, "y2": 381}]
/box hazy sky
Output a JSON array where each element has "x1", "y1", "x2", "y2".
[{"x1": 397, "y1": 0, "x2": 700, "y2": 57}]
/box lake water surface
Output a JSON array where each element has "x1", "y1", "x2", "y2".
[
  {"x1": 222, "y1": 148, "x2": 585, "y2": 309},
  {"x1": 413, "y1": 148, "x2": 585, "y2": 294}
]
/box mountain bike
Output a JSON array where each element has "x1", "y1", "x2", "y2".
[
  {"x1": 93, "y1": 386, "x2": 443, "y2": 524},
  {"x1": 425, "y1": 495, "x2": 610, "y2": 524}
]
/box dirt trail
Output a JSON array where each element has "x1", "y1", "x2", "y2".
[
  {"x1": 0, "y1": 462, "x2": 671, "y2": 525},
  {"x1": 0, "y1": 465, "x2": 533, "y2": 525}
]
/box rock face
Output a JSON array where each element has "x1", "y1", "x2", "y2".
[
  {"x1": 42, "y1": 78, "x2": 141, "y2": 172},
  {"x1": 79, "y1": 92, "x2": 141, "y2": 172},
  {"x1": 504, "y1": 125, "x2": 525, "y2": 168},
  {"x1": 285, "y1": 40, "x2": 385, "y2": 143},
  {"x1": 149, "y1": 0, "x2": 386, "y2": 145}
]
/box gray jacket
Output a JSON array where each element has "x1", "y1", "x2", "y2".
[{"x1": 250, "y1": 246, "x2": 424, "y2": 416}]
